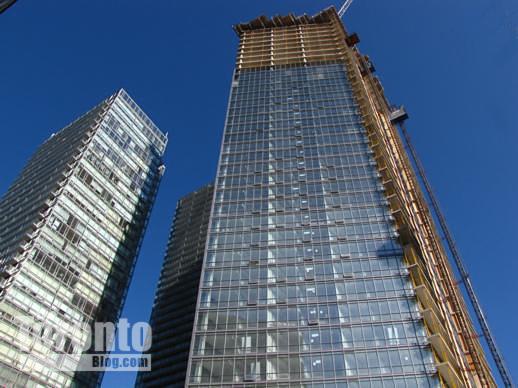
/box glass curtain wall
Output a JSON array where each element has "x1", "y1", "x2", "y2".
[{"x1": 187, "y1": 64, "x2": 439, "y2": 386}]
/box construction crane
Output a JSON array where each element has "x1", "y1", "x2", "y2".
[
  {"x1": 393, "y1": 113, "x2": 516, "y2": 388},
  {"x1": 337, "y1": 0, "x2": 354, "y2": 17}
]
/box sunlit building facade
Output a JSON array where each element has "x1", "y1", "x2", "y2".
[
  {"x1": 0, "y1": 89, "x2": 167, "y2": 387},
  {"x1": 185, "y1": 8, "x2": 494, "y2": 387}
]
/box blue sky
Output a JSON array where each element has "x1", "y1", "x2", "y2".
[{"x1": 1, "y1": 1, "x2": 517, "y2": 386}]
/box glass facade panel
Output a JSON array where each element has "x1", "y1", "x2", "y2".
[{"x1": 187, "y1": 63, "x2": 438, "y2": 386}]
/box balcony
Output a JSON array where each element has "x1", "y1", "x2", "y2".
[
  {"x1": 0, "y1": 264, "x2": 18, "y2": 278},
  {"x1": 0, "y1": 276, "x2": 13, "y2": 289},
  {"x1": 436, "y1": 361, "x2": 463, "y2": 388},
  {"x1": 429, "y1": 333, "x2": 460, "y2": 373},
  {"x1": 407, "y1": 261, "x2": 442, "y2": 320}
]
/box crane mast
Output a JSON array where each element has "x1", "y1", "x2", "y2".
[{"x1": 397, "y1": 119, "x2": 515, "y2": 388}]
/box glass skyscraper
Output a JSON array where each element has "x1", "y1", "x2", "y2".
[
  {"x1": 136, "y1": 184, "x2": 214, "y2": 387},
  {"x1": 0, "y1": 89, "x2": 167, "y2": 387},
  {"x1": 182, "y1": 7, "x2": 494, "y2": 388}
]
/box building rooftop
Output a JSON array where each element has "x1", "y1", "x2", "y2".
[
  {"x1": 233, "y1": 7, "x2": 340, "y2": 36},
  {"x1": 116, "y1": 88, "x2": 168, "y2": 154}
]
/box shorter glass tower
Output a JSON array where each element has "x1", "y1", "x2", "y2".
[
  {"x1": 0, "y1": 89, "x2": 167, "y2": 387},
  {"x1": 136, "y1": 184, "x2": 214, "y2": 387}
]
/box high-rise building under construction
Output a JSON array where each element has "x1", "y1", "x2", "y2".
[{"x1": 181, "y1": 7, "x2": 497, "y2": 387}]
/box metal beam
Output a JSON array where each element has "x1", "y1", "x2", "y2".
[{"x1": 398, "y1": 119, "x2": 515, "y2": 388}]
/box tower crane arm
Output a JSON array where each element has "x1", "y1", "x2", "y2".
[{"x1": 338, "y1": 0, "x2": 354, "y2": 17}]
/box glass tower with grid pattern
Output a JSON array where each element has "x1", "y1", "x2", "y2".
[
  {"x1": 136, "y1": 184, "x2": 214, "y2": 387},
  {"x1": 0, "y1": 89, "x2": 167, "y2": 387},
  {"x1": 185, "y1": 7, "x2": 494, "y2": 388}
]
